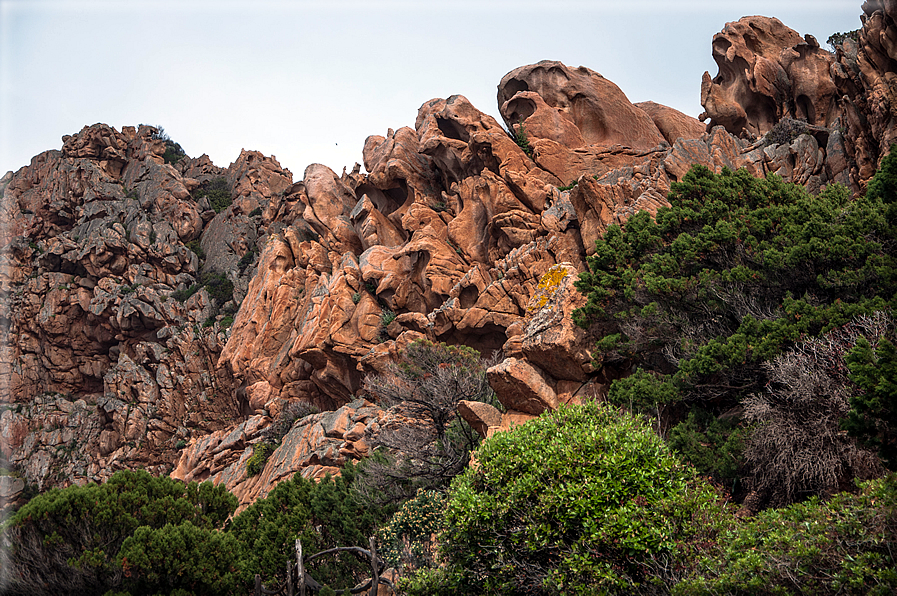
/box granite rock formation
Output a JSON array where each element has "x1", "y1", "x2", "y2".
[
  {"x1": 700, "y1": 2, "x2": 897, "y2": 187},
  {"x1": 2, "y1": 1, "x2": 897, "y2": 510}
]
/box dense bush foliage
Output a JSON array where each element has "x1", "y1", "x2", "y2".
[
  {"x1": 172, "y1": 271, "x2": 234, "y2": 305},
  {"x1": 193, "y1": 177, "x2": 232, "y2": 213},
  {"x1": 4, "y1": 470, "x2": 236, "y2": 595},
  {"x1": 117, "y1": 522, "x2": 243, "y2": 596},
  {"x1": 441, "y1": 401, "x2": 727, "y2": 595},
  {"x1": 377, "y1": 488, "x2": 446, "y2": 572},
  {"x1": 676, "y1": 474, "x2": 897, "y2": 595},
  {"x1": 245, "y1": 442, "x2": 276, "y2": 477},
  {"x1": 574, "y1": 163, "x2": 897, "y2": 503},
  {"x1": 229, "y1": 464, "x2": 390, "y2": 591},
  {"x1": 6, "y1": 464, "x2": 394, "y2": 595},
  {"x1": 845, "y1": 333, "x2": 897, "y2": 470},
  {"x1": 667, "y1": 407, "x2": 747, "y2": 487},
  {"x1": 575, "y1": 165, "x2": 896, "y2": 404}
]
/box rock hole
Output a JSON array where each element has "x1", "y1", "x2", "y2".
[
  {"x1": 354, "y1": 183, "x2": 404, "y2": 216},
  {"x1": 459, "y1": 285, "x2": 479, "y2": 309},
  {"x1": 796, "y1": 94, "x2": 815, "y2": 124},
  {"x1": 436, "y1": 117, "x2": 469, "y2": 142},
  {"x1": 505, "y1": 97, "x2": 537, "y2": 125},
  {"x1": 383, "y1": 182, "x2": 408, "y2": 208}
]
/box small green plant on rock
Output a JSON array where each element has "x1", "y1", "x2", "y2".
[
  {"x1": 238, "y1": 247, "x2": 257, "y2": 273},
  {"x1": 186, "y1": 239, "x2": 205, "y2": 260},
  {"x1": 380, "y1": 309, "x2": 397, "y2": 326},
  {"x1": 194, "y1": 177, "x2": 232, "y2": 213},
  {"x1": 511, "y1": 118, "x2": 534, "y2": 158},
  {"x1": 246, "y1": 442, "x2": 276, "y2": 477},
  {"x1": 151, "y1": 126, "x2": 187, "y2": 165},
  {"x1": 828, "y1": 29, "x2": 860, "y2": 51}
]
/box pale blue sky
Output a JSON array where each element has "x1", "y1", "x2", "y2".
[{"x1": 1, "y1": 0, "x2": 864, "y2": 180}]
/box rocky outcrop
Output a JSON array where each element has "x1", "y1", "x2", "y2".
[
  {"x1": 172, "y1": 398, "x2": 423, "y2": 511},
  {"x1": 3, "y1": 1, "x2": 896, "y2": 510},
  {"x1": 498, "y1": 61, "x2": 667, "y2": 151},
  {"x1": 699, "y1": 4, "x2": 897, "y2": 188}
]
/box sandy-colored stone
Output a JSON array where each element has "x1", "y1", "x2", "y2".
[
  {"x1": 457, "y1": 400, "x2": 503, "y2": 438},
  {"x1": 486, "y1": 357, "x2": 558, "y2": 415}
]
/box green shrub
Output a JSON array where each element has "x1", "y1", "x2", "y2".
[
  {"x1": 441, "y1": 401, "x2": 727, "y2": 595},
  {"x1": 200, "y1": 271, "x2": 233, "y2": 305},
  {"x1": 828, "y1": 29, "x2": 861, "y2": 51},
  {"x1": 228, "y1": 464, "x2": 390, "y2": 590},
  {"x1": 352, "y1": 292, "x2": 361, "y2": 304},
  {"x1": 606, "y1": 367, "x2": 679, "y2": 416},
  {"x1": 238, "y1": 247, "x2": 256, "y2": 273},
  {"x1": 511, "y1": 118, "x2": 534, "y2": 158},
  {"x1": 152, "y1": 126, "x2": 187, "y2": 165},
  {"x1": 380, "y1": 309, "x2": 396, "y2": 326},
  {"x1": 249, "y1": 206, "x2": 262, "y2": 217},
  {"x1": 574, "y1": 165, "x2": 897, "y2": 409},
  {"x1": 194, "y1": 177, "x2": 232, "y2": 213},
  {"x1": 245, "y1": 442, "x2": 276, "y2": 477},
  {"x1": 162, "y1": 143, "x2": 186, "y2": 165},
  {"x1": 845, "y1": 335, "x2": 897, "y2": 471},
  {"x1": 378, "y1": 489, "x2": 446, "y2": 571},
  {"x1": 220, "y1": 315, "x2": 235, "y2": 329},
  {"x1": 676, "y1": 474, "x2": 897, "y2": 595},
  {"x1": 4, "y1": 470, "x2": 236, "y2": 595},
  {"x1": 116, "y1": 522, "x2": 243, "y2": 595},
  {"x1": 397, "y1": 567, "x2": 464, "y2": 596},
  {"x1": 172, "y1": 283, "x2": 200, "y2": 303},
  {"x1": 668, "y1": 408, "x2": 748, "y2": 487},
  {"x1": 186, "y1": 239, "x2": 205, "y2": 261}
]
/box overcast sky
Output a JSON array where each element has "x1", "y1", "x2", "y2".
[{"x1": 1, "y1": 0, "x2": 864, "y2": 181}]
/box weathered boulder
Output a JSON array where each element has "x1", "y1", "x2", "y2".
[
  {"x1": 699, "y1": 16, "x2": 834, "y2": 136},
  {"x1": 487, "y1": 357, "x2": 558, "y2": 415},
  {"x1": 457, "y1": 399, "x2": 503, "y2": 438},
  {"x1": 498, "y1": 61, "x2": 667, "y2": 151},
  {"x1": 520, "y1": 264, "x2": 593, "y2": 381},
  {"x1": 635, "y1": 101, "x2": 707, "y2": 145}
]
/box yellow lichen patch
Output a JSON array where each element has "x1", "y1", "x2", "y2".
[{"x1": 526, "y1": 264, "x2": 570, "y2": 313}]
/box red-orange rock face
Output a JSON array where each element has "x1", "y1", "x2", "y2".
[
  {"x1": 498, "y1": 61, "x2": 667, "y2": 151},
  {"x1": 4, "y1": 3, "x2": 897, "y2": 508}
]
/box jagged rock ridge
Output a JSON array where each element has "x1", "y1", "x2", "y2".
[{"x1": 2, "y1": 1, "x2": 896, "y2": 510}]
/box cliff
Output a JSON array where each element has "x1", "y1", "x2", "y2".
[{"x1": 2, "y1": 1, "x2": 896, "y2": 511}]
